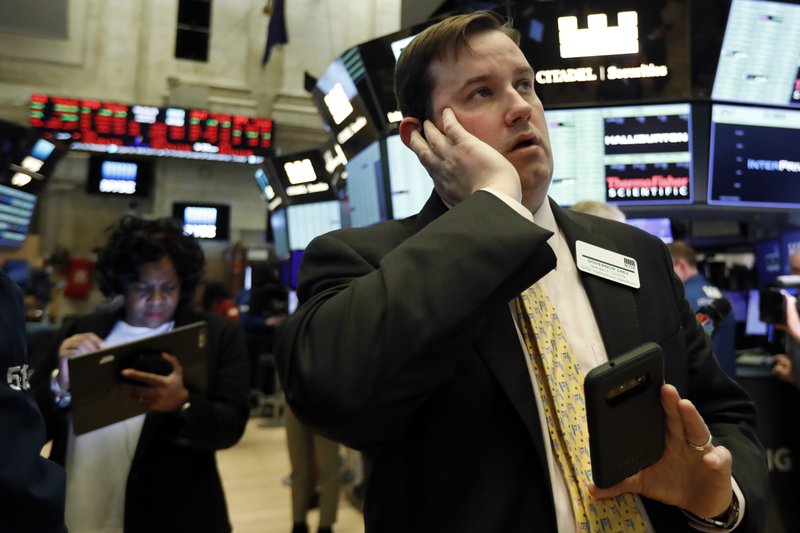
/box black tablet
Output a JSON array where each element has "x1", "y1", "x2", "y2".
[
  {"x1": 584, "y1": 342, "x2": 665, "y2": 489},
  {"x1": 68, "y1": 321, "x2": 208, "y2": 435}
]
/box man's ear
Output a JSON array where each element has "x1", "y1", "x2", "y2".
[
  {"x1": 399, "y1": 117, "x2": 423, "y2": 147},
  {"x1": 672, "y1": 259, "x2": 687, "y2": 279}
]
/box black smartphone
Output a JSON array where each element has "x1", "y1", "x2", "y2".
[
  {"x1": 119, "y1": 350, "x2": 172, "y2": 385},
  {"x1": 584, "y1": 342, "x2": 665, "y2": 489},
  {"x1": 759, "y1": 288, "x2": 787, "y2": 324}
]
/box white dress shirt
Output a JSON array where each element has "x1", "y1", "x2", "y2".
[
  {"x1": 64, "y1": 320, "x2": 173, "y2": 533},
  {"x1": 484, "y1": 189, "x2": 743, "y2": 532}
]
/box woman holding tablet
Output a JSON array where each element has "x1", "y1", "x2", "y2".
[{"x1": 32, "y1": 215, "x2": 250, "y2": 533}]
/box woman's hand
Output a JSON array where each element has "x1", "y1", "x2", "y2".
[
  {"x1": 772, "y1": 353, "x2": 795, "y2": 384},
  {"x1": 57, "y1": 332, "x2": 105, "y2": 389},
  {"x1": 121, "y1": 353, "x2": 190, "y2": 413}
]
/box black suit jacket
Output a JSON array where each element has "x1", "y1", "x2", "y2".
[
  {"x1": 32, "y1": 307, "x2": 250, "y2": 533},
  {"x1": 0, "y1": 272, "x2": 66, "y2": 533},
  {"x1": 277, "y1": 191, "x2": 767, "y2": 532}
]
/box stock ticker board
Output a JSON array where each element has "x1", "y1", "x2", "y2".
[{"x1": 29, "y1": 94, "x2": 273, "y2": 164}]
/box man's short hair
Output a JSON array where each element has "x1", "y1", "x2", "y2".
[
  {"x1": 666, "y1": 240, "x2": 697, "y2": 267},
  {"x1": 394, "y1": 11, "x2": 520, "y2": 123}
]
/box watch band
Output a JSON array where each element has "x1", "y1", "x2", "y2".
[{"x1": 683, "y1": 492, "x2": 740, "y2": 529}]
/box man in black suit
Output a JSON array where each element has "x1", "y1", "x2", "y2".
[
  {"x1": 277, "y1": 11, "x2": 767, "y2": 532},
  {"x1": 0, "y1": 270, "x2": 66, "y2": 533}
]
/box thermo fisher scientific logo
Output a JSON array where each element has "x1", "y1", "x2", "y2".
[{"x1": 603, "y1": 112, "x2": 691, "y2": 203}]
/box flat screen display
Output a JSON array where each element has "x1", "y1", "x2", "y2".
[
  {"x1": 172, "y1": 202, "x2": 230, "y2": 241},
  {"x1": 86, "y1": 157, "x2": 153, "y2": 197},
  {"x1": 514, "y1": 2, "x2": 696, "y2": 107},
  {"x1": 264, "y1": 149, "x2": 336, "y2": 205},
  {"x1": 545, "y1": 102, "x2": 692, "y2": 206},
  {"x1": 30, "y1": 138, "x2": 55, "y2": 160},
  {"x1": 0, "y1": 183, "x2": 37, "y2": 248},
  {"x1": 722, "y1": 289, "x2": 749, "y2": 322},
  {"x1": 270, "y1": 208, "x2": 289, "y2": 257},
  {"x1": 311, "y1": 57, "x2": 381, "y2": 160},
  {"x1": 285, "y1": 200, "x2": 342, "y2": 251},
  {"x1": 707, "y1": 104, "x2": 800, "y2": 207},
  {"x1": 712, "y1": 0, "x2": 800, "y2": 108},
  {"x1": 344, "y1": 139, "x2": 387, "y2": 228},
  {"x1": 745, "y1": 288, "x2": 770, "y2": 336},
  {"x1": 2, "y1": 132, "x2": 68, "y2": 194},
  {"x1": 384, "y1": 134, "x2": 432, "y2": 219},
  {"x1": 253, "y1": 167, "x2": 278, "y2": 206},
  {"x1": 626, "y1": 217, "x2": 673, "y2": 242},
  {"x1": 279, "y1": 250, "x2": 303, "y2": 290},
  {"x1": 30, "y1": 94, "x2": 273, "y2": 163},
  {"x1": 352, "y1": 20, "x2": 435, "y2": 133}
]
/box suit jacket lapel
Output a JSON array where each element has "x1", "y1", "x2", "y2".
[
  {"x1": 551, "y1": 200, "x2": 644, "y2": 358},
  {"x1": 477, "y1": 308, "x2": 552, "y2": 478}
]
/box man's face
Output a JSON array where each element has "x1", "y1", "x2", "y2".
[
  {"x1": 790, "y1": 252, "x2": 800, "y2": 275},
  {"x1": 671, "y1": 259, "x2": 685, "y2": 282},
  {"x1": 125, "y1": 255, "x2": 181, "y2": 328},
  {"x1": 428, "y1": 29, "x2": 554, "y2": 209}
]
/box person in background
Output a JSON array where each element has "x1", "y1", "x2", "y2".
[
  {"x1": 569, "y1": 199, "x2": 627, "y2": 223},
  {"x1": 277, "y1": 11, "x2": 766, "y2": 532},
  {"x1": 668, "y1": 240, "x2": 737, "y2": 380},
  {"x1": 202, "y1": 281, "x2": 240, "y2": 322},
  {"x1": 789, "y1": 249, "x2": 800, "y2": 276},
  {"x1": 32, "y1": 215, "x2": 250, "y2": 533},
  {"x1": 0, "y1": 270, "x2": 67, "y2": 533},
  {"x1": 772, "y1": 249, "x2": 800, "y2": 385},
  {"x1": 285, "y1": 405, "x2": 342, "y2": 533}
]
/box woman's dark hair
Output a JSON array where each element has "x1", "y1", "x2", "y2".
[{"x1": 94, "y1": 215, "x2": 205, "y2": 308}]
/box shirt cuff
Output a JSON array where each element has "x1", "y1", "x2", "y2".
[{"x1": 480, "y1": 187, "x2": 533, "y2": 222}]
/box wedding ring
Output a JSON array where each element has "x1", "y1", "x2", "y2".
[{"x1": 686, "y1": 434, "x2": 713, "y2": 451}]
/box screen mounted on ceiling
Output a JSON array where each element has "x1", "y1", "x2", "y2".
[
  {"x1": 30, "y1": 94, "x2": 273, "y2": 164},
  {"x1": 0, "y1": 183, "x2": 37, "y2": 248},
  {"x1": 172, "y1": 202, "x2": 231, "y2": 241},
  {"x1": 712, "y1": 0, "x2": 800, "y2": 108},
  {"x1": 515, "y1": 2, "x2": 693, "y2": 107},
  {"x1": 311, "y1": 57, "x2": 381, "y2": 160},
  {"x1": 343, "y1": 138, "x2": 387, "y2": 228},
  {"x1": 86, "y1": 156, "x2": 154, "y2": 197},
  {"x1": 270, "y1": 200, "x2": 343, "y2": 255}
]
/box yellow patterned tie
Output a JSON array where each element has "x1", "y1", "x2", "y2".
[{"x1": 515, "y1": 283, "x2": 647, "y2": 532}]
